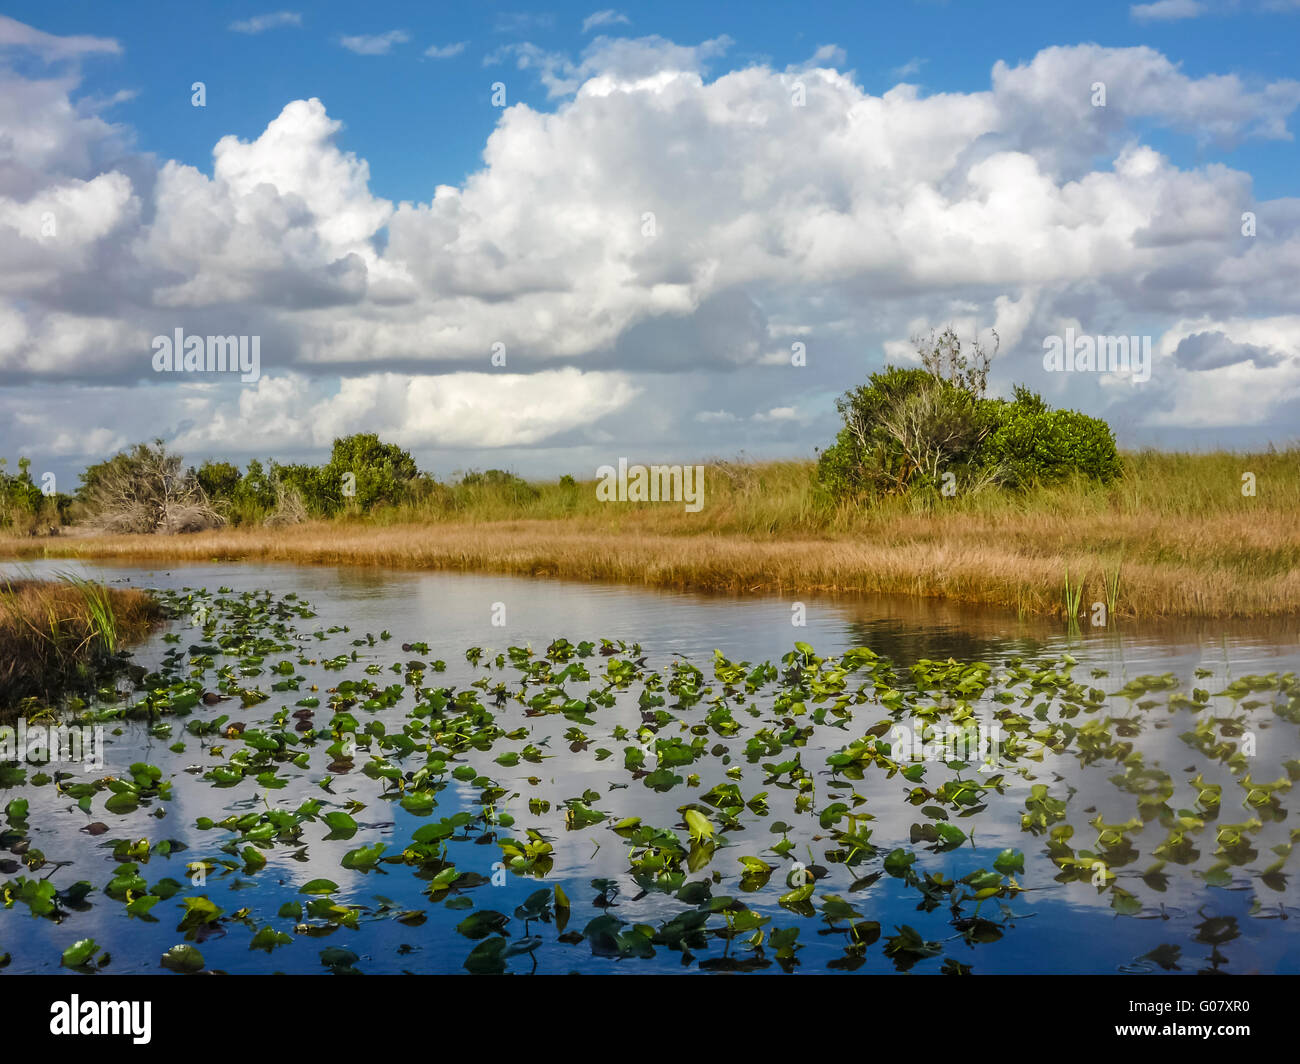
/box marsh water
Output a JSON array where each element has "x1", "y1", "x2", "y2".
[{"x1": 2, "y1": 558, "x2": 1298, "y2": 975}]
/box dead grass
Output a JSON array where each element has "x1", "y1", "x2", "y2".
[
  {"x1": 2, "y1": 506, "x2": 1296, "y2": 619},
  {"x1": 2, "y1": 451, "x2": 1296, "y2": 619}
]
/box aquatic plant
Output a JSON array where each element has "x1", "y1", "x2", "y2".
[{"x1": 0, "y1": 584, "x2": 1295, "y2": 974}]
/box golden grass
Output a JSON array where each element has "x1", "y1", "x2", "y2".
[
  {"x1": 0, "y1": 577, "x2": 160, "y2": 713},
  {"x1": 1, "y1": 450, "x2": 1296, "y2": 619}
]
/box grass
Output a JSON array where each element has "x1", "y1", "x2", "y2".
[
  {"x1": 1, "y1": 448, "x2": 1297, "y2": 619},
  {"x1": 0, "y1": 574, "x2": 160, "y2": 715}
]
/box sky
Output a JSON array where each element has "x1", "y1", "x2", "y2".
[{"x1": 1, "y1": 0, "x2": 1299, "y2": 486}]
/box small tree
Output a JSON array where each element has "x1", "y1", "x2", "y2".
[
  {"x1": 913, "y1": 326, "x2": 999, "y2": 398},
  {"x1": 195, "y1": 460, "x2": 242, "y2": 502},
  {"x1": 79, "y1": 440, "x2": 223, "y2": 534}
]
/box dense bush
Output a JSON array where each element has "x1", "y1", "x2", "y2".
[
  {"x1": 195, "y1": 460, "x2": 241, "y2": 502},
  {"x1": 0, "y1": 457, "x2": 63, "y2": 534},
  {"x1": 818, "y1": 338, "x2": 1120, "y2": 500},
  {"x1": 981, "y1": 386, "x2": 1122, "y2": 487}
]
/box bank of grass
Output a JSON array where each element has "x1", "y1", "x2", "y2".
[
  {"x1": 2, "y1": 449, "x2": 1297, "y2": 619},
  {"x1": 0, "y1": 575, "x2": 161, "y2": 714}
]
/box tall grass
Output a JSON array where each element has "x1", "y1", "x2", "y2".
[
  {"x1": 2, "y1": 449, "x2": 1297, "y2": 619},
  {"x1": 0, "y1": 573, "x2": 159, "y2": 714}
]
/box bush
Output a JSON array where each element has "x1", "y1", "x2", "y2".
[
  {"x1": 78, "y1": 440, "x2": 223, "y2": 533},
  {"x1": 288, "y1": 434, "x2": 420, "y2": 516},
  {"x1": 817, "y1": 368, "x2": 988, "y2": 496},
  {"x1": 980, "y1": 390, "x2": 1121, "y2": 486},
  {"x1": 819, "y1": 353, "x2": 1121, "y2": 501},
  {"x1": 0, "y1": 457, "x2": 51, "y2": 532},
  {"x1": 195, "y1": 460, "x2": 241, "y2": 502}
]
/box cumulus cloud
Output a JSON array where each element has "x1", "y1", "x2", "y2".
[
  {"x1": 2, "y1": 18, "x2": 1300, "y2": 475},
  {"x1": 1173, "y1": 329, "x2": 1283, "y2": 370}
]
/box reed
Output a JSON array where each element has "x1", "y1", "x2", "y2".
[
  {"x1": 1, "y1": 449, "x2": 1297, "y2": 619},
  {"x1": 0, "y1": 574, "x2": 159, "y2": 713}
]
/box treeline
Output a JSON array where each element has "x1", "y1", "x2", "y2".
[
  {"x1": 1, "y1": 329, "x2": 1126, "y2": 535},
  {"x1": 0, "y1": 433, "x2": 554, "y2": 535},
  {"x1": 193, "y1": 436, "x2": 548, "y2": 527},
  {"x1": 0, "y1": 458, "x2": 67, "y2": 535}
]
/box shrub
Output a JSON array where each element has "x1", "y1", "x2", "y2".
[
  {"x1": 819, "y1": 341, "x2": 1121, "y2": 501},
  {"x1": 0, "y1": 457, "x2": 55, "y2": 533},
  {"x1": 817, "y1": 367, "x2": 988, "y2": 496},
  {"x1": 981, "y1": 387, "x2": 1121, "y2": 486},
  {"x1": 306, "y1": 434, "x2": 420, "y2": 515},
  {"x1": 195, "y1": 460, "x2": 241, "y2": 502},
  {"x1": 78, "y1": 440, "x2": 223, "y2": 534}
]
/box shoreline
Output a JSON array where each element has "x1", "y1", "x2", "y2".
[
  {"x1": 0, "y1": 576, "x2": 161, "y2": 715},
  {"x1": 2, "y1": 515, "x2": 1297, "y2": 620}
]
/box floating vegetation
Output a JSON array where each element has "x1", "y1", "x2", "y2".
[{"x1": 0, "y1": 585, "x2": 1296, "y2": 974}]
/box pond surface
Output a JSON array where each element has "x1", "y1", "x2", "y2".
[{"x1": 2, "y1": 559, "x2": 1298, "y2": 975}]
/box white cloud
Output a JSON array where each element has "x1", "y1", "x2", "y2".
[
  {"x1": 424, "y1": 41, "x2": 467, "y2": 59},
  {"x1": 0, "y1": 14, "x2": 118, "y2": 61},
  {"x1": 891, "y1": 56, "x2": 927, "y2": 79},
  {"x1": 229, "y1": 11, "x2": 302, "y2": 34},
  {"x1": 1131, "y1": 0, "x2": 1208, "y2": 21},
  {"x1": 339, "y1": 30, "x2": 410, "y2": 55},
  {"x1": 583, "y1": 10, "x2": 631, "y2": 33},
  {"x1": 165, "y1": 369, "x2": 641, "y2": 450},
  {"x1": 2, "y1": 20, "x2": 1300, "y2": 467}
]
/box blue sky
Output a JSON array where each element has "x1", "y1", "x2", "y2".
[
  {"x1": 1, "y1": 2, "x2": 1299, "y2": 484},
  {"x1": 13, "y1": 0, "x2": 1299, "y2": 201}
]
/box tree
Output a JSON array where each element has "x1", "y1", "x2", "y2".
[
  {"x1": 818, "y1": 328, "x2": 1119, "y2": 500},
  {"x1": 913, "y1": 325, "x2": 999, "y2": 398},
  {"x1": 78, "y1": 440, "x2": 223, "y2": 534}
]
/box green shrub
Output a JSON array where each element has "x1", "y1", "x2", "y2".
[
  {"x1": 981, "y1": 388, "x2": 1121, "y2": 486},
  {"x1": 0, "y1": 457, "x2": 44, "y2": 528},
  {"x1": 817, "y1": 367, "x2": 987, "y2": 497},
  {"x1": 233, "y1": 459, "x2": 279, "y2": 515},
  {"x1": 819, "y1": 367, "x2": 1121, "y2": 501},
  {"x1": 195, "y1": 461, "x2": 241, "y2": 502}
]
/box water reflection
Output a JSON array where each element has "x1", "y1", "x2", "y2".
[{"x1": 1, "y1": 558, "x2": 1296, "y2": 975}]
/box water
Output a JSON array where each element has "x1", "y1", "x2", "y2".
[{"x1": 2, "y1": 559, "x2": 1298, "y2": 975}]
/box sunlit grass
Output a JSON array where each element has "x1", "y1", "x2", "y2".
[
  {"x1": 2, "y1": 449, "x2": 1297, "y2": 619},
  {"x1": 0, "y1": 572, "x2": 159, "y2": 712}
]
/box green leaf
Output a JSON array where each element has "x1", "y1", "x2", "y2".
[
  {"x1": 160, "y1": 944, "x2": 205, "y2": 973},
  {"x1": 62, "y1": 938, "x2": 99, "y2": 968}
]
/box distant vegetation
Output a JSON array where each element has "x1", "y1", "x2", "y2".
[
  {"x1": 1, "y1": 334, "x2": 1297, "y2": 618},
  {"x1": 3, "y1": 329, "x2": 1121, "y2": 536}
]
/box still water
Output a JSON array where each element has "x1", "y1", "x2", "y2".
[{"x1": 2, "y1": 559, "x2": 1298, "y2": 975}]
